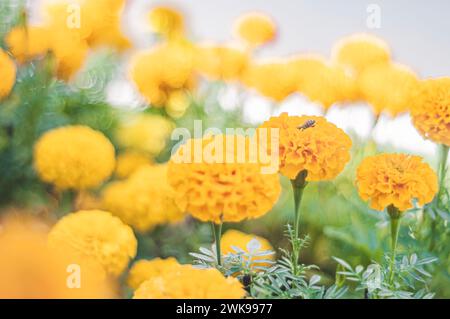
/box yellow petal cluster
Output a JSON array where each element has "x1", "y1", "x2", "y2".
[
  {"x1": 117, "y1": 114, "x2": 174, "y2": 156},
  {"x1": 356, "y1": 154, "x2": 438, "y2": 212},
  {"x1": 168, "y1": 135, "x2": 282, "y2": 223},
  {"x1": 0, "y1": 49, "x2": 16, "y2": 99},
  {"x1": 242, "y1": 60, "x2": 297, "y2": 102},
  {"x1": 411, "y1": 77, "x2": 450, "y2": 146},
  {"x1": 130, "y1": 42, "x2": 196, "y2": 108},
  {"x1": 48, "y1": 210, "x2": 137, "y2": 277},
  {"x1": 234, "y1": 12, "x2": 276, "y2": 47},
  {"x1": 127, "y1": 257, "x2": 181, "y2": 290},
  {"x1": 333, "y1": 34, "x2": 390, "y2": 75},
  {"x1": 102, "y1": 165, "x2": 185, "y2": 232},
  {"x1": 259, "y1": 113, "x2": 352, "y2": 180},
  {"x1": 115, "y1": 151, "x2": 152, "y2": 179},
  {"x1": 221, "y1": 229, "x2": 274, "y2": 270},
  {"x1": 133, "y1": 265, "x2": 246, "y2": 299},
  {"x1": 195, "y1": 44, "x2": 249, "y2": 82},
  {"x1": 5, "y1": 26, "x2": 50, "y2": 63},
  {"x1": 148, "y1": 6, "x2": 185, "y2": 38},
  {"x1": 359, "y1": 63, "x2": 419, "y2": 116},
  {"x1": 34, "y1": 125, "x2": 115, "y2": 190},
  {"x1": 0, "y1": 220, "x2": 115, "y2": 299}
]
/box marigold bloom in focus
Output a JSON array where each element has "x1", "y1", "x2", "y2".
[
  {"x1": 221, "y1": 229, "x2": 274, "y2": 270},
  {"x1": 0, "y1": 219, "x2": 114, "y2": 298},
  {"x1": 148, "y1": 6, "x2": 185, "y2": 38},
  {"x1": 333, "y1": 34, "x2": 390, "y2": 75},
  {"x1": 234, "y1": 12, "x2": 276, "y2": 48},
  {"x1": 0, "y1": 49, "x2": 16, "y2": 99},
  {"x1": 127, "y1": 257, "x2": 182, "y2": 290},
  {"x1": 259, "y1": 113, "x2": 352, "y2": 180},
  {"x1": 117, "y1": 114, "x2": 174, "y2": 156},
  {"x1": 359, "y1": 63, "x2": 419, "y2": 116},
  {"x1": 242, "y1": 60, "x2": 297, "y2": 102},
  {"x1": 133, "y1": 265, "x2": 246, "y2": 299},
  {"x1": 411, "y1": 77, "x2": 450, "y2": 146},
  {"x1": 102, "y1": 165, "x2": 185, "y2": 232},
  {"x1": 48, "y1": 210, "x2": 137, "y2": 277},
  {"x1": 115, "y1": 151, "x2": 152, "y2": 179},
  {"x1": 168, "y1": 135, "x2": 281, "y2": 223},
  {"x1": 130, "y1": 42, "x2": 196, "y2": 107},
  {"x1": 195, "y1": 44, "x2": 249, "y2": 82},
  {"x1": 34, "y1": 125, "x2": 115, "y2": 190},
  {"x1": 356, "y1": 154, "x2": 438, "y2": 212},
  {"x1": 5, "y1": 26, "x2": 50, "y2": 63}
]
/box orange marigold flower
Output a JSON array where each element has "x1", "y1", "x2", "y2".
[
  {"x1": 0, "y1": 49, "x2": 16, "y2": 99},
  {"x1": 258, "y1": 113, "x2": 352, "y2": 180},
  {"x1": 234, "y1": 12, "x2": 276, "y2": 47},
  {"x1": 356, "y1": 154, "x2": 438, "y2": 212},
  {"x1": 359, "y1": 63, "x2": 419, "y2": 116},
  {"x1": 195, "y1": 44, "x2": 249, "y2": 82},
  {"x1": 5, "y1": 26, "x2": 50, "y2": 63},
  {"x1": 133, "y1": 265, "x2": 246, "y2": 299},
  {"x1": 411, "y1": 77, "x2": 450, "y2": 146},
  {"x1": 148, "y1": 6, "x2": 185, "y2": 38},
  {"x1": 127, "y1": 257, "x2": 182, "y2": 290},
  {"x1": 332, "y1": 34, "x2": 390, "y2": 75},
  {"x1": 168, "y1": 135, "x2": 281, "y2": 224}
]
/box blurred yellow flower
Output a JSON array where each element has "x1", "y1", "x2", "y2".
[
  {"x1": 234, "y1": 12, "x2": 276, "y2": 47},
  {"x1": 411, "y1": 77, "x2": 450, "y2": 146},
  {"x1": 34, "y1": 125, "x2": 115, "y2": 190},
  {"x1": 117, "y1": 114, "x2": 174, "y2": 156},
  {"x1": 127, "y1": 257, "x2": 181, "y2": 290},
  {"x1": 102, "y1": 165, "x2": 185, "y2": 233},
  {"x1": 356, "y1": 154, "x2": 438, "y2": 212},
  {"x1": 333, "y1": 34, "x2": 390, "y2": 75},
  {"x1": 48, "y1": 210, "x2": 137, "y2": 277},
  {"x1": 195, "y1": 44, "x2": 249, "y2": 82},
  {"x1": 168, "y1": 135, "x2": 281, "y2": 224},
  {"x1": 242, "y1": 60, "x2": 297, "y2": 102},
  {"x1": 148, "y1": 6, "x2": 185, "y2": 38},
  {"x1": 130, "y1": 42, "x2": 196, "y2": 107},
  {"x1": 0, "y1": 219, "x2": 114, "y2": 298},
  {"x1": 115, "y1": 151, "x2": 152, "y2": 179},
  {"x1": 133, "y1": 265, "x2": 246, "y2": 299},
  {"x1": 0, "y1": 49, "x2": 16, "y2": 99},
  {"x1": 166, "y1": 90, "x2": 191, "y2": 119},
  {"x1": 259, "y1": 113, "x2": 352, "y2": 180},
  {"x1": 221, "y1": 229, "x2": 274, "y2": 270},
  {"x1": 5, "y1": 26, "x2": 50, "y2": 63},
  {"x1": 359, "y1": 63, "x2": 419, "y2": 116}
]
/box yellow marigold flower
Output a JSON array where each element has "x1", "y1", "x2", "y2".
[
  {"x1": 195, "y1": 44, "x2": 249, "y2": 82},
  {"x1": 117, "y1": 114, "x2": 174, "y2": 156},
  {"x1": 333, "y1": 34, "x2": 391, "y2": 75},
  {"x1": 356, "y1": 154, "x2": 438, "y2": 212},
  {"x1": 411, "y1": 77, "x2": 450, "y2": 146},
  {"x1": 221, "y1": 229, "x2": 274, "y2": 270},
  {"x1": 5, "y1": 26, "x2": 50, "y2": 63},
  {"x1": 127, "y1": 257, "x2": 181, "y2": 290},
  {"x1": 242, "y1": 60, "x2": 297, "y2": 102},
  {"x1": 102, "y1": 165, "x2": 185, "y2": 232},
  {"x1": 130, "y1": 42, "x2": 196, "y2": 107},
  {"x1": 234, "y1": 12, "x2": 276, "y2": 47},
  {"x1": 359, "y1": 63, "x2": 419, "y2": 116},
  {"x1": 0, "y1": 219, "x2": 114, "y2": 298},
  {"x1": 0, "y1": 49, "x2": 16, "y2": 99},
  {"x1": 133, "y1": 265, "x2": 246, "y2": 299},
  {"x1": 34, "y1": 125, "x2": 115, "y2": 190},
  {"x1": 148, "y1": 6, "x2": 185, "y2": 38},
  {"x1": 48, "y1": 210, "x2": 137, "y2": 277},
  {"x1": 290, "y1": 55, "x2": 358, "y2": 108},
  {"x1": 115, "y1": 151, "x2": 152, "y2": 179},
  {"x1": 168, "y1": 135, "x2": 281, "y2": 223},
  {"x1": 258, "y1": 113, "x2": 352, "y2": 180}
]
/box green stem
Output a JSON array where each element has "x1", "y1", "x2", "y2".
[
  {"x1": 212, "y1": 222, "x2": 223, "y2": 266},
  {"x1": 291, "y1": 170, "x2": 308, "y2": 239},
  {"x1": 387, "y1": 206, "x2": 401, "y2": 285},
  {"x1": 437, "y1": 144, "x2": 449, "y2": 206}
]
